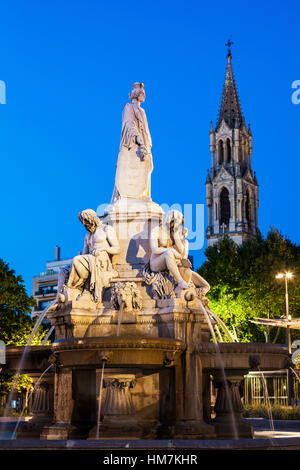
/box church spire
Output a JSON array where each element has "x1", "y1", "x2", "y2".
[
  {"x1": 216, "y1": 41, "x2": 243, "y2": 131},
  {"x1": 206, "y1": 42, "x2": 259, "y2": 247}
]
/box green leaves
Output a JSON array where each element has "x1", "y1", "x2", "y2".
[
  {"x1": 198, "y1": 228, "x2": 300, "y2": 343},
  {"x1": 0, "y1": 258, "x2": 48, "y2": 346}
]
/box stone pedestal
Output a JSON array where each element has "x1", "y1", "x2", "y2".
[
  {"x1": 104, "y1": 198, "x2": 163, "y2": 277},
  {"x1": 213, "y1": 371, "x2": 254, "y2": 439},
  {"x1": 89, "y1": 373, "x2": 141, "y2": 439}
]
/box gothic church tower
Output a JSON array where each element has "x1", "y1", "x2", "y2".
[{"x1": 206, "y1": 44, "x2": 259, "y2": 246}]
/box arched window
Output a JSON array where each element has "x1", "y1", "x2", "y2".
[
  {"x1": 218, "y1": 140, "x2": 224, "y2": 164},
  {"x1": 220, "y1": 187, "x2": 230, "y2": 226},
  {"x1": 226, "y1": 138, "x2": 231, "y2": 163},
  {"x1": 245, "y1": 189, "x2": 251, "y2": 226}
]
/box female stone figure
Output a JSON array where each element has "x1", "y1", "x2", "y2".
[
  {"x1": 149, "y1": 210, "x2": 210, "y2": 294},
  {"x1": 111, "y1": 82, "x2": 153, "y2": 201}
]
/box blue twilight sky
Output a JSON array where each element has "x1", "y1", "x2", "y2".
[{"x1": 0, "y1": 0, "x2": 299, "y2": 294}]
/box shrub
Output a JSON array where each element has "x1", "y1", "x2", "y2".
[{"x1": 243, "y1": 404, "x2": 300, "y2": 420}]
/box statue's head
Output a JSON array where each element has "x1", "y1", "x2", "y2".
[
  {"x1": 162, "y1": 210, "x2": 184, "y2": 230},
  {"x1": 78, "y1": 209, "x2": 101, "y2": 233},
  {"x1": 129, "y1": 82, "x2": 145, "y2": 103}
]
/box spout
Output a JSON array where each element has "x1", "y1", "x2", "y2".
[
  {"x1": 249, "y1": 354, "x2": 261, "y2": 370},
  {"x1": 98, "y1": 351, "x2": 111, "y2": 364}
]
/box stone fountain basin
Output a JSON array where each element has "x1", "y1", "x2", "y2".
[
  {"x1": 52, "y1": 336, "x2": 186, "y2": 368},
  {"x1": 197, "y1": 342, "x2": 289, "y2": 375}
]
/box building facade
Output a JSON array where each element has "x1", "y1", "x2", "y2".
[
  {"x1": 32, "y1": 246, "x2": 72, "y2": 316},
  {"x1": 206, "y1": 47, "x2": 259, "y2": 247}
]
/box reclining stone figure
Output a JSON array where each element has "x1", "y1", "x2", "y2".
[{"x1": 57, "y1": 209, "x2": 120, "y2": 304}]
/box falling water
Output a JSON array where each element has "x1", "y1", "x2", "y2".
[
  {"x1": 42, "y1": 326, "x2": 55, "y2": 345},
  {"x1": 95, "y1": 360, "x2": 106, "y2": 439},
  {"x1": 290, "y1": 367, "x2": 300, "y2": 405},
  {"x1": 116, "y1": 303, "x2": 124, "y2": 337},
  {"x1": 2, "y1": 300, "x2": 56, "y2": 424},
  {"x1": 206, "y1": 308, "x2": 236, "y2": 343},
  {"x1": 195, "y1": 298, "x2": 239, "y2": 440},
  {"x1": 11, "y1": 363, "x2": 54, "y2": 439},
  {"x1": 290, "y1": 366, "x2": 300, "y2": 384},
  {"x1": 257, "y1": 367, "x2": 275, "y2": 433}
]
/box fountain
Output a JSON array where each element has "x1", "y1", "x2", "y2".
[{"x1": 2, "y1": 82, "x2": 290, "y2": 446}]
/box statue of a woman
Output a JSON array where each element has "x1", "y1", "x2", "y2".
[
  {"x1": 111, "y1": 82, "x2": 153, "y2": 201},
  {"x1": 150, "y1": 210, "x2": 210, "y2": 293}
]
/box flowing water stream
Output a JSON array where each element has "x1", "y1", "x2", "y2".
[
  {"x1": 116, "y1": 303, "x2": 124, "y2": 337},
  {"x1": 1, "y1": 300, "x2": 56, "y2": 436},
  {"x1": 11, "y1": 363, "x2": 54, "y2": 439},
  {"x1": 195, "y1": 298, "x2": 239, "y2": 439},
  {"x1": 95, "y1": 360, "x2": 106, "y2": 439},
  {"x1": 257, "y1": 366, "x2": 275, "y2": 432}
]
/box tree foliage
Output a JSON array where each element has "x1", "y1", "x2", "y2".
[
  {"x1": 198, "y1": 228, "x2": 300, "y2": 343},
  {"x1": 0, "y1": 259, "x2": 47, "y2": 345},
  {"x1": 0, "y1": 372, "x2": 34, "y2": 413}
]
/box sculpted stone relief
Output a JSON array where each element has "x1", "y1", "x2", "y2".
[
  {"x1": 149, "y1": 209, "x2": 210, "y2": 297},
  {"x1": 111, "y1": 82, "x2": 153, "y2": 201},
  {"x1": 56, "y1": 209, "x2": 120, "y2": 306},
  {"x1": 52, "y1": 85, "x2": 210, "y2": 312},
  {"x1": 111, "y1": 282, "x2": 143, "y2": 311}
]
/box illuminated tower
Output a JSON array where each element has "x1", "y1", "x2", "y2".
[{"x1": 206, "y1": 41, "x2": 259, "y2": 246}]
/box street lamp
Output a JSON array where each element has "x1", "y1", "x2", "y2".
[
  {"x1": 276, "y1": 271, "x2": 294, "y2": 405},
  {"x1": 275, "y1": 272, "x2": 293, "y2": 354}
]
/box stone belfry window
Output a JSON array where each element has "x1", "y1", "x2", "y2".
[
  {"x1": 220, "y1": 187, "x2": 230, "y2": 226},
  {"x1": 245, "y1": 189, "x2": 251, "y2": 227},
  {"x1": 218, "y1": 140, "x2": 224, "y2": 164},
  {"x1": 226, "y1": 139, "x2": 231, "y2": 163}
]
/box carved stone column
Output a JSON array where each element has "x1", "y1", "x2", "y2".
[
  {"x1": 174, "y1": 352, "x2": 215, "y2": 439},
  {"x1": 41, "y1": 367, "x2": 74, "y2": 439},
  {"x1": 94, "y1": 374, "x2": 142, "y2": 438},
  {"x1": 103, "y1": 375, "x2": 135, "y2": 417},
  {"x1": 213, "y1": 371, "x2": 253, "y2": 439}
]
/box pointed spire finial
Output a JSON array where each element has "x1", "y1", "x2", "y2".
[
  {"x1": 216, "y1": 38, "x2": 243, "y2": 131},
  {"x1": 225, "y1": 37, "x2": 234, "y2": 61}
]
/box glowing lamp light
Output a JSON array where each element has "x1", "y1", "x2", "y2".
[{"x1": 275, "y1": 272, "x2": 294, "y2": 279}]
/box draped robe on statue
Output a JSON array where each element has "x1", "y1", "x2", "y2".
[{"x1": 111, "y1": 102, "x2": 153, "y2": 201}]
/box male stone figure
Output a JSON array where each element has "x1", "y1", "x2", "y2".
[
  {"x1": 150, "y1": 210, "x2": 210, "y2": 293},
  {"x1": 58, "y1": 209, "x2": 120, "y2": 303},
  {"x1": 111, "y1": 82, "x2": 153, "y2": 201}
]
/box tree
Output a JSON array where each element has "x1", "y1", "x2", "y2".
[
  {"x1": 0, "y1": 372, "x2": 33, "y2": 413},
  {"x1": 198, "y1": 228, "x2": 300, "y2": 343},
  {"x1": 0, "y1": 259, "x2": 48, "y2": 345}
]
